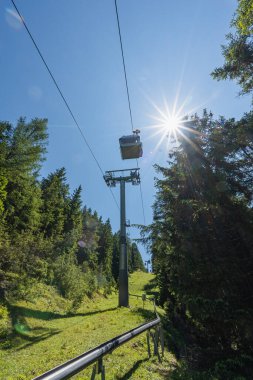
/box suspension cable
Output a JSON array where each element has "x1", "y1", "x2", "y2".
[
  {"x1": 11, "y1": 0, "x2": 119, "y2": 210},
  {"x1": 114, "y1": 0, "x2": 134, "y2": 132},
  {"x1": 114, "y1": 0, "x2": 146, "y2": 225}
]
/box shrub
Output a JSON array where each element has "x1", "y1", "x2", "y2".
[
  {"x1": 54, "y1": 256, "x2": 96, "y2": 310},
  {"x1": 0, "y1": 305, "x2": 12, "y2": 338}
]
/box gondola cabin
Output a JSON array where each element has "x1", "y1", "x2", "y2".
[{"x1": 119, "y1": 130, "x2": 143, "y2": 160}]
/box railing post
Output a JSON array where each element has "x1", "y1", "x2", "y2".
[
  {"x1": 146, "y1": 331, "x2": 151, "y2": 358},
  {"x1": 155, "y1": 327, "x2": 162, "y2": 363},
  {"x1": 90, "y1": 358, "x2": 105, "y2": 380},
  {"x1": 142, "y1": 293, "x2": 146, "y2": 309},
  {"x1": 99, "y1": 357, "x2": 105, "y2": 380},
  {"x1": 149, "y1": 327, "x2": 163, "y2": 363},
  {"x1": 151, "y1": 331, "x2": 158, "y2": 356},
  {"x1": 91, "y1": 365, "x2": 96, "y2": 380},
  {"x1": 160, "y1": 327, "x2": 165, "y2": 357}
]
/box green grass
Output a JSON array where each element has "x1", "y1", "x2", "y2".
[{"x1": 0, "y1": 272, "x2": 176, "y2": 379}]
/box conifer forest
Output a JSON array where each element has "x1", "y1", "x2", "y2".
[{"x1": 0, "y1": 117, "x2": 145, "y2": 310}]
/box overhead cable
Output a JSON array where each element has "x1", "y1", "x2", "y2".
[
  {"x1": 11, "y1": 0, "x2": 119, "y2": 210},
  {"x1": 114, "y1": 0, "x2": 146, "y2": 225},
  {"x1": 114, "y1": 0, "x2": 134, "y2": 132},
  {"x1": 139, "y1": 177, "x2": 146, "y2": 225}
]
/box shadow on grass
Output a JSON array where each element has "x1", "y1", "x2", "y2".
[
  {"x1": 143, "y1": 277, "x2": 157, "y2": 292},
  {"x1": 133, "y1": 307, "x2": 157, "y2": 321},
  {"x1": 1, "y1": 327, "x2": 61, "y2": 351},
  {"x1": 2, "y1": 304, "x2": 118, "y2": 351},
  {"x1": 120, "y1": 358, "x2": 149, "y2": 379},
  {"x1": 8, "y1": 305, "x2": 118, "y2": 322},
  {"x1": 15, "y1": 328, "x2": 61, "y2": 351},
  {"x1": 69, "y1": 307, "x2": 118, "y2": 318},
  {"x1": 143, "y1": 278, "x2": 159, "y2": 300}
]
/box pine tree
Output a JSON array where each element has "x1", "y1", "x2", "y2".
[
  {"x1": 65, "y1": 185, "x2": 82, "y2": 235},
  {"x1": 112, "y1": 232, "x2": 120, "y2": 282},
  {"x1": 41, "y1": 168, "x2": 69, "y2": 238},
  {"x1": 97, "y1": 219, "x2": 113, "y2": 282},
  {"x1": 0, "y1": 118, "x2": 48, "y2": 298},
  {"x1": 212, "y1": 0, "x2": 253, "y2": 97},
  {"x1": 77, "y1": 208, "x2": 99, "y2": 271},
  {"x1": 2, "y1": 118, "x2": 48, "y2": 234},
  {"x1": 0, "y1": 175, "x2": 7, "y2": 216},
  {"x1": 130, "y1": 243, "x2": 145, "y2": 272},
  {"x1": 150, "y1": 113, "x2": 253, "y2": 373}
]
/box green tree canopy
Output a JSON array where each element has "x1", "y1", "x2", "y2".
[
  {"x1": 149, "y1": 112, "x2": 253, "y2": 375},
  {"x1": 41, "y1": 168, "x2": 69, "y2": 238},
  {"x1": 129, "y1": 242, "x2": 145, "y2": 272},
  {"x1": 212, "y1": 0, "x2": 253, "y2": 96},
  {"x1": 1, "y1": 118, "x2": 48, "y2": 233}
]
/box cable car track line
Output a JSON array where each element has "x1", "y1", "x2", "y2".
[
  {"x1": 136, "y1": 158, "x2": 146, "y2": 225},
  {"x1": 11, "y1": 0, "x2": 119, "y2": 210},
  {"x1": 114, "y1": 0, "x2": 146, "y2": 225},
  {"x1": 114, "y1": 0, "x2": 134, "y2": 132}
]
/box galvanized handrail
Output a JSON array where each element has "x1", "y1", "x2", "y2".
[
  {"x1": 33, "y1": 316, "x2": 162, "y2": 380},
  {"x1": 129, "y1": 293, "x2": 155, "y2": 301}
]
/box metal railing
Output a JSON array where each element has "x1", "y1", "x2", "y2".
[
  {"x1": 129, "y1": 292, "x2": 156, "y2": 309},
  {"x1": 33, "y1": 315, "x2": 164, "y2": 380}
]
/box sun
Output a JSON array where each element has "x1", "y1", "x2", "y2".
[
  {"x1": 164, "y1": 115, "x2": 182, "y2": 135},
  {"x1": 142, "y1": 93, "x2": 204, "y2": 164},
  {"x1": 146, "y1": 99, "x2": 185, "y2": 149},
  {"x1": 143, "y1": 96, "x2": 201, "y2": 161}
]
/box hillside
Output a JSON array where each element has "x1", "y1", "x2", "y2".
[{"x1": 0, "y1": 272, "x2": 174, "y2": 380}]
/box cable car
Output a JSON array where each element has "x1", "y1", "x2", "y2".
[{"x1": 119, "y1": 130, "x2": 143, "y2": 160}]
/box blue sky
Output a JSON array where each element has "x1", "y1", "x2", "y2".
[{"x1": 1, "y1": 0, "x2": 251, "y2": 262}]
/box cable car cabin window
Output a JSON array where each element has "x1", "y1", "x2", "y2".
[{"x1": 119, "y1": 134, "x2": 143, "y2": 160}]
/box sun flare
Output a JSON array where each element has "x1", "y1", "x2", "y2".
[
  {"x1": 144, "y1": 96, "x2": 200, "y2": 159},
  {"x1": 164, "y1": 115, "x2": 182, "y2": 134},
  {"x1": 146, "y1": 99, "x2": 185, "y2": 148}
]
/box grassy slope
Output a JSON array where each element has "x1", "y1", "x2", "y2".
[{"x1": 0, "y1": 272, "x2": 175, "y2": 380}]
